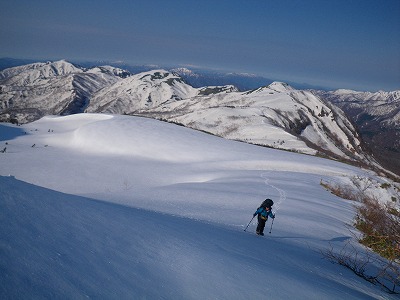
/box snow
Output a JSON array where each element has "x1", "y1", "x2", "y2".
[
  {"x1": 0, "y1": 60, "x2": 82, "y2": 85},
  {"x1": 171, "y1": 67, "x2": 200, "y2": 78},
  {"x1": 1, "y1": 61, "x2": 369, "y2": 164},
  {"x1": 147, "y1": 82, "x2": 364, "y2": 161},
  {"x1": 0, "y1": 114, "x2": 397, "y2": 299},
  {"x1": 313, "y1": 89, "x2": 400, "y2": 126},
  {"x1": 0, "y1": 61, "x2": 126, "y2": 123},
  {"x1": 86, "y1": 70, "x2": 199, "y2": 114}
]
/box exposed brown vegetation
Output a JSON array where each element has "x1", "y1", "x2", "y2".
[{"x1": 321, "y1": 178, "x2": 400, "y2": 293}]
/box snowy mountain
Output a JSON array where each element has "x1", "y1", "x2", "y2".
[
  {"x1": 0, "y1": 60, "x2": 81, "y2": 83},
  {"x1": 85, "y1": 69, "x2": 369, "y2": 164},
  {"x1": 171, "y1": 67, "x2": 274, "y2": 91},
  {"x1": 138, "y1": 81, "x2": 367, "y2": 163},
  {"x1": 0, "y1": 60, "x2": 392, "y2": 175},
  {"x1": 0, "y1": 60, "x2": 129, "y2": 123},
  {"x1": 0, "y1": 114, "x2": 398, "y2": 298},
  {"x1": 85, "y1": 70, "x2": 199, "y2": 114},
  {"x1": 312, "y1": 89, "x2": 400, "y2": 176}
]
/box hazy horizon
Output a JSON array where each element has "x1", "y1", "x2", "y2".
[{"x1": 1, "y1": 0, "x2": 399, "y2": 91}]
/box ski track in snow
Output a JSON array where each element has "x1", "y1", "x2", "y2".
[
  {"x1": 260, "y1": 172, "x2": 287, "y2": 213},
  {"x1": 0, "y1": 114, "x2": 398, "y2": 299}
]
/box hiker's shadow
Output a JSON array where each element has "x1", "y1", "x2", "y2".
[
  {"x1": 328, "y1": 236, "x2": 352, "y2": 242},
  {"x1": 269, "y1": 235, "x2": 352, "y2": 242}
]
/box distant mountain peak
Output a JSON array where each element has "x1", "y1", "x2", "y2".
[
  {"x1": 312, "y1": 89, "x2": 400, "y2": 176},
  {"x1": 1, "y1": 59, "x2": 396, "y2": 176},
  {"x1": 198, "y1": 85, "x2": 238, "y2": 95},
  {"x1": 0, "y1": 60, "x2": 82, "y2": 83},
  {"x1": 85, "y1": 68, "x2": 198, "y2": 114},
  {"x1": 87, "y1": 66, "x2": 131, "y2": 78},
  {"x1": 141, "y1": 70, "x2": 172, "y2": 80},
  {"x1": 267, "y1": 81, "x2": 294, "y2": 92},
  {"x1": 171, "y1": 67, "x2": 199, "y2": 78}
]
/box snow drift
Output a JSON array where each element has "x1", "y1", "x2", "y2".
[{"x1": 0, "y1": 114, "x2": 397, "y2": 299}]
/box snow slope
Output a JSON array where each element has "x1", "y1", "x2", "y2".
[
  {"x1": 312, "y1": 89, "x2": 400, "y2": 176},
  {"x1": 0, "y1": 61, "x2": 375, "y2": 169},
  {"x1": 86, "y1": 70, "x2": 199, "y2": 114},
  {"x1": 143, "y1": 81, "x2": 365, "y2": 161},
  {"x1": 313, "y1": 89, "x2": 400, "y2": 127},
  {"x1": 0, "y1": 61, "x2": 128, "y2": 123},
  {"x1": 0, "y1": 60, "x2": 82, "y2": 84},
  {"x1": 0, "y1": 114, "x2": 397, "y2": 299}
]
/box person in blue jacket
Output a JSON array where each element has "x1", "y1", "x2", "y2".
[{"x1": 253, "y1": 199, "x2": 275, "y2": 235}]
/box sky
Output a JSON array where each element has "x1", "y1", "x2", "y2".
[{"x1": 0, "y1": 0, "x2": 399, "y2": 91}]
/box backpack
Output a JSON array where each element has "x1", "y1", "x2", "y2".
[{"x1": 260, "y1": 198, "x2": 274, "y2": 208}]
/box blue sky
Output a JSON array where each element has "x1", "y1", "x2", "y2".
[{"x1": 1, "y1": 0, "x2": 399, "y2": 91}]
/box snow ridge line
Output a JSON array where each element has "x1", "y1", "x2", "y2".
[{"x1": 260, "y1": 172, "x2": 286, "y2": 214}]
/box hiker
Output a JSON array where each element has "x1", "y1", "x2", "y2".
[{"x1": 253, "y1": 198, "x2": 275, "y2": 235}]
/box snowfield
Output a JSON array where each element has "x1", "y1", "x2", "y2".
[
  {"x1": 0, "y1": 114, "x2": 397, "y2": 299},
  {"x1": 2, "y1": 60, "x2": 380, "y2": 172}
]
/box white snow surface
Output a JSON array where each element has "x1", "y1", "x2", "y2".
[
  {"x1": 0, "y1": 60, "x2": 127, "y2": 123},
  {"x1": 86, "y1": 70, "x2": 199, "y2": 114},
  {"x1": 1, "y1": 61, "x2": 368, "y2": 165},
  {"x1": 0, "y1": 60, "x2": 82, "y2": 85},
  {"x1": 0, "y1": 113, "x2": 397, "y2": 299},
  {"x1": 145, "y1": 82, "x2": 364, "y2": 159},
  {"x1": 312, "y1": 89, "x2": 400, "y2": 126}
]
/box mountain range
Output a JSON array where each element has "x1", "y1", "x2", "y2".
[
  {"x1": 0, "y1": 60, "x2": 398, "y2": 177},
  {"x1": 313, "y1": 89, "x2": 400, "y2": 176}
]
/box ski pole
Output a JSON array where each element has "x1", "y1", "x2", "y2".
[
  {"x1": 269, "y1": 217, "x2": 275, "y2": 234},
  {"x1": 244, "y1": 215, "x2": 255, "y2": 231}
]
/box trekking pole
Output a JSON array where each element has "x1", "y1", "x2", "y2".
[
  {"x1": 269, "y1": 217, "x2": 275, "y2": 234},
  {"x1": 244, "y1": 215, "x2": 255, "y2": 232}
]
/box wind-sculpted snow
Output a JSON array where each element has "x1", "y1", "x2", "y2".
[
  {"x1": 0, "y1": 114, "x2": 398, "y2": 299},
  {"x1": 0, "y1": 60, "x2": 388, "y2": 171}
]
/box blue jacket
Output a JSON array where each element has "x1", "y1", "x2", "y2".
[{"x1": 253, "y1": 207, "x2": 275, "y2": 220}]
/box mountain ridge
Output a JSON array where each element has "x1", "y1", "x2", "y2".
[
  {"x1": 1, "y1": 60, "x2": 398, "y2": 177},
  {"x1": 312, "y1": 89, "x2": 400, "y2": 176},
  {"x1": 0, "y1": 60, "x2": 130, "y2": 122},
  {"x1": 135, "y1": 80, "x2": 367, "y2": 163}
]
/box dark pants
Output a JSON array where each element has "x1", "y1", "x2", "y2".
[{"x1": 256, "y1": 215, "x2": 267, "y2": 234}]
